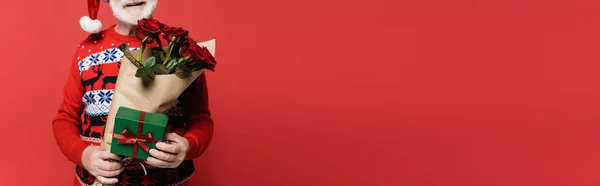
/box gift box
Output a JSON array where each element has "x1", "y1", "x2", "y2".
[{"x1": 110, "y1": 106, "x2": 168, "y2": 160}]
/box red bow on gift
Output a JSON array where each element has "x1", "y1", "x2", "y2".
[
  {"x1": 112, "y1": 112, "x2": 159, "y2": 158},
  {"x1": 113, "y1": 129, "x2": 159, "y2": 156}
]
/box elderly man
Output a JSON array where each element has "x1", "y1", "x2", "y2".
[{"x1": 52, "y1": 0, "x2": 215, "y2": 185}]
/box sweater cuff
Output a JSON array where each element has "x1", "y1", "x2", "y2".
[
  {"x1": 53, "y1": 120, "x2": 91, "y2": 168},
  {"x1": 183, "y1": 134, "x2": 200, "y2": 160},
  {"x1": 71, "y1": 140, "x2": 90, "y2": 167}
]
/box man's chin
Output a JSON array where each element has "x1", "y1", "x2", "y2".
[
  {"x1": 120, "y1": 18, "x2": 142, "y2": 25},
  {"x1": 112, "y1": 10, "x2": 154, "y2": 25},
  {"x1": 115, "y1": 14, "x2": 147, "y2": 25}
]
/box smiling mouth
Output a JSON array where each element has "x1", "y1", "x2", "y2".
[{"x1": 124, "y1": 1, "x2": 146, "y2": 8}]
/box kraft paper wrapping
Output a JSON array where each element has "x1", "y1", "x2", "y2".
[{"x1": 92, "y1": 39, "x2": 215, "y2": 186}]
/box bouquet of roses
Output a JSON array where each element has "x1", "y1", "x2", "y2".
[
  {"x1": 122, "y1": 18, "x2": 216, "y2": 79},
  {"x1": 92, "y1": 18, "x2": 217, "y2": 186}
]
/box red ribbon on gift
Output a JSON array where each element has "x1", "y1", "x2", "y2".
[{"x1": 112, "y1": 111, "x2": 159, "y2": 158}]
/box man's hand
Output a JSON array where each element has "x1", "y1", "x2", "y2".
[
  {"x1": 145, "y1": 133, "x2": 189, "y2": 168},
  {"x1": 82, "y1": 146, "x2": 124, "y2": 184}
]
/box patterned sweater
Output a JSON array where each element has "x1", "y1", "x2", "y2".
[{"x1": 52, "y1": 25, "x2": 214, "y2": 186}]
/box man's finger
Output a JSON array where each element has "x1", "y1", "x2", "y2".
[
  {"x1": 96, "y1": 176, "x2": 118, "y2": 184},
  {"x1": 96, "y1": 160, "x2": 122, "y2": 171},
  {"x1": 96, "y1": 168, "x2": 124, "y2": 178},
  {"x1": 149, "y1": 149, "x2": 177, "y2": 162},
  {"x1": 145, "y1": 156, "x2": 170, "y2": 168},
  {"x1": 99, "y1": 151, "x2": 121, "y2": 161},
  {"x1": 156, "y1": 142, "x2": 182, "y2": 154},
  {"x1": 165, "y1": 133, "x2": 184, "y2": 143}
]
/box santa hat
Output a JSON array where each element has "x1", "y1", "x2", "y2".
[{"x1": 80, "y1": 0, "x2": 102, "y2": 34}]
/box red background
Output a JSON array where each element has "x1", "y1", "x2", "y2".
[{"x1": 2, "y1": 0, "x2": 600, "y2": 185}]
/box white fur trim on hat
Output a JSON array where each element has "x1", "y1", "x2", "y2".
[{"x1": 80, "y1": 16, "x2": 103, "y2": 34}]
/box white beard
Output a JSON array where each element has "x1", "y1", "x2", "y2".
[{"x1": 110, "y1": 0, "x2": 157, "y2": 25}]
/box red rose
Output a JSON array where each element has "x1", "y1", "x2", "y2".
[
  {"x1": 135, "y1": 18, "x2": 163, "y2": 43},
  {"x1": 184, "y1": 36, "x2": 196, "y2": 47},
  {"x1": 197, "y1": 46, "x2": 217, "y2": 67},
  {"x1": 161, "y1": 24, "x2": 176, "y2": 34},
  {"x1": 180, "y1": 42, "x2": 216, "y2": 71},
  {"x1": 138, "y1": 18, "x2": 162, "y2": 34},
  {"x1": 185, "y1": 36, "x2": 196, "y2": 43},
  {"x1": 179, "y1": 42, "x2": 201, "y2": 59},
  {"x1": 135, "y1": 30, "x2": 151, "y2": 42},
  {"x1": 163, "y1": 27, "x2": 189, "y2": 42}
]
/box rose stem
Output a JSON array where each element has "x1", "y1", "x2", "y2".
[
  {"x1": 164, "y1": 36, "x2": 177, "y2": 65},
  {"x1": 139, "y1": 36, "x2": 148, "y2": 64},
  {"x1": 168, "y1": 56, "x2": 189, "y2": 72}
]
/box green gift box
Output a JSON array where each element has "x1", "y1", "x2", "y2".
[{"x1": 110, "y1": 106, "x2": 169, "y2": 160}]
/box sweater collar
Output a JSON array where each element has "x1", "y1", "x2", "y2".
[{"x1": 105, "y1": 24, "x2": 140, "y2": 43}]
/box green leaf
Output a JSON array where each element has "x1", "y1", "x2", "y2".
[
  {"x1": 144, "y1": 56, "x2": 156, "y2": 68},
  {"x1": 165, "y1": 59, "x2": 177, "y2": 69},
  {"x1": 145, "y1": 57, "x2": 157, "y2": 79},
  {"x1": 147, "y1": 70, "x2": 155, "y2": 79},
  {"x1": 135, "y1": 68, "x2": 149, "y2": 78}
]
